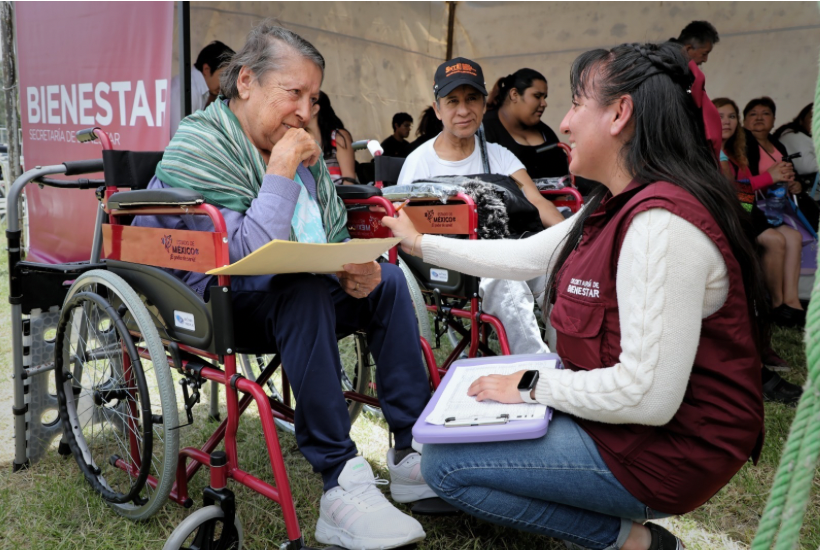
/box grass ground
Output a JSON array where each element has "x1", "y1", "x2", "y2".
[{"x1": 0, "y1": 240, "x2": 817, "y2": 549}]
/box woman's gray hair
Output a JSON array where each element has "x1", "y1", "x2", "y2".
[{"x1": 221, "y1": 20, "x2": 325, "y2": 99}]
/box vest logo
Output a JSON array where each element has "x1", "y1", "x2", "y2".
[
  {"x1": 567, "y1": 277, "x2": 600, "y2": 298},
  {"x1": 161, "y1": 235, "x2": 200, "y2": 263}
]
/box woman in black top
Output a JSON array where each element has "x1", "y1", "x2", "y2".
[{"x1": 482, "y1": 68, "x2": 568, "y2": 179}]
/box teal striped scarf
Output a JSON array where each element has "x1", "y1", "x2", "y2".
[{"x1": 155, "y1": 98, "x2": 349, "y2": 243}]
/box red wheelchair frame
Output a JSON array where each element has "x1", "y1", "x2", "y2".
[
  {"x1": 49, "y1": 129, "x2": 440, "y2": 549},
  {"x1": 344, "y1": 148, "x2": 583, "y2": 375}
]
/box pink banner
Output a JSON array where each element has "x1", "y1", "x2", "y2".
[{"x1": 16, "y1": 2, "x2": 174, "y2": 263}]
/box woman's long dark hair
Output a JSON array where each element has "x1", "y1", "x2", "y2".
[
  {"x1": 773, "y1": 102, "x2": 813, "y2": 140},
  {"x1": 487, "y1": 68, "x2": 546, "y2": 111},
  {"x1": 316, "y1": 91, "x2": 347, "y2": 156},
  {"x1": 545, "y1": 42, "x2": 768, "y2": 350},
  {"x1": 416, "y1": 106, "x2": 443, "y2": 139}
]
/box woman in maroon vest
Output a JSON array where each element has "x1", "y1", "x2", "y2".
[{"x1": 383, "y1": 42, "x2": 766, "y2": 550}]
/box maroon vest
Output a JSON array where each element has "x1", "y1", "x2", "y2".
[{"x1": 550, "y1": 181, "x2": 764, "y2": 514}]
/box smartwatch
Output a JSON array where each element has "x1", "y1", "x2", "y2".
[{"x1": 517, "y1": 370, "x2": 540, "y2": 404}]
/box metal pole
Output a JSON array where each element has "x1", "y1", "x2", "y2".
[
  {"x1": 445, "y1": 1, "x2": 457, "y2": 61},
  {"x1": 178, "y1": 1, "x2": 191, "y2": 119},
  {"x1": 1, "y1": 1, "x2": 22, "y2": 182}
]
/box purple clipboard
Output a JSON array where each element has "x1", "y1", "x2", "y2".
[{"x1": 412, "y1": 353, "x2": 561, "y2": 444}]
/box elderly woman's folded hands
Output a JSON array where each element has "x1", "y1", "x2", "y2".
[{"x1": 266, "y1": 127, "x2": 322, "y2": 178}]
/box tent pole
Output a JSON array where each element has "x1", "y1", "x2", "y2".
[
  {"x1": 446, "y1": 1, "x2": 457, "y2": 61},
  {"x1": 178, "y1": 1, "x2": 191, "y2": 118},
  {"x1": 1, "y1": 1, "x2": 22, "y2": 182}
]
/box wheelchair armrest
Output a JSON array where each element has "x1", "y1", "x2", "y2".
[
  {"x1": 335, "y1": 184, "x2": 382, "y2": 200},
  {"x1": 108, "y1": 188, "x2": 205, "y2": 209}
]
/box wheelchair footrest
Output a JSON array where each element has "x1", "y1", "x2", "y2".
[{"x1": 410, "y1": 497, "x2": 460, "y2": 516}]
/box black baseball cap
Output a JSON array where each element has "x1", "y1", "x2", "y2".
[{"x1": 433, "y1": 57, "x2": 487, "y2": 99}]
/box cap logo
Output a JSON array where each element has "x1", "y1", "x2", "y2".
[{"x1": 445, "y1": 62, "x2": 477, "y2": 77}]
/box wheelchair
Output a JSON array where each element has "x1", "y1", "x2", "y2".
[
  {"x1": 7, "y1": 128, "x2": 440, "y2": 549},
  {"x1": 357, "y1": 151, "x2": 583, "y2": 372}
]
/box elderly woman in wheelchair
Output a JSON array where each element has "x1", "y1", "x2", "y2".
[{"x1": 127, "y1": 22, "x2": 432, "y2": 549}]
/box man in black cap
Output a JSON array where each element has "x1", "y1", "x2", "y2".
[{"x1": 398, "y1": 57, "x2": 563, "y2": 355}]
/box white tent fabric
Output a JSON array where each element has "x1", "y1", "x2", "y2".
[
  {"x1": 182, "y1": 2, "x2": 448, "y2": 151},
  {"x1": 180, "y1": 2, "x2": 820, "y2": 151},
  {"x1": 453, "y1": 1, "x2": 820, "y2": 132}
]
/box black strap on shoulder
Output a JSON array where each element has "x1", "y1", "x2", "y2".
[{"x1": 477, "y1": 124, "x2": 491, "y2": 174}]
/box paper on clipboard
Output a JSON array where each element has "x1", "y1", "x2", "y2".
[
  {"x1": 207, "y1": 237, "x2": 401, "y2": 276},
  {"x1": 425, "y1": 360, "x2": 554, "y2": 425}
]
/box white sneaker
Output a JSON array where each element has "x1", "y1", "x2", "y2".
[
  {"x1": 315, "y1": 456, "x2": 426, "y2": 550},
  {"x1": 387, "y1": 448, "x2": 437, "y2": 503}
]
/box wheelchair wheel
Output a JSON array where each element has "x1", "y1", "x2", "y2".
[
  {"x1": 237, "y1": 354, "x2": 295, "y2": 435},
  {"x1": 394, "y1": 255, "x2": 432, "y2": 345},
  {"x1": 163, "y1": 505, "x2": 243, "y2": 550},
  {"x1": 55, "y1": 269, "x2": 179, "y2": 521},
  {"x1": 239, "y1": 346, "x2": 371, "y2": 428}
]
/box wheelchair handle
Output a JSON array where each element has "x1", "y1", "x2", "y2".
[
  {"x1": 63, "y1": 158, "x2": 105, "y2": 176},
  {"x1": 6, "y1": 164, "x2": 69, "y2": 232},
  {"x1": 352, "y1": 139, "x2": 383, "y2": 157},
  {"x1": 76, "y1": 127, "x2": 113, "y2": 150}
]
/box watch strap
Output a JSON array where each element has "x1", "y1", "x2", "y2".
[{"x1": 520, "y1": 387, "x2": 539, "y2": 404}]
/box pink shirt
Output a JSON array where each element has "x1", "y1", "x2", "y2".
[{"x1": 758, "y1": 145, "x2": 782, "y2": 175}]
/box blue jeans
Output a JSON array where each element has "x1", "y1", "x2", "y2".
[
  {"x1": 420, "y1": 413, "x2": 671, "y2": 549},
  {"x1": 230, "y1": 264, "x2": 430, "y2": 490}
]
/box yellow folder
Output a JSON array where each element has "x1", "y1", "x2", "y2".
[{"x1": 206, "y1": 238, "x2": 402, "y2": 276}]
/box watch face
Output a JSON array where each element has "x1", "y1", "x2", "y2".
[{"x1": 517, "y1": 370, "x2": 539, "y2": 391}]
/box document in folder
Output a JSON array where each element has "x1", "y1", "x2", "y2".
[{"x1": 206, "y1": 237, "x2": 402, "y2": 276}]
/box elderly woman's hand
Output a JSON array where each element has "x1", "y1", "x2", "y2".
[
  {"x1": 337, "y1": 261, "x2": 382, "y2": 299},
  {"x1": 381, "y1": 210, "x2": 424, "y2": 258},
  {"x1": 267, "y1": 128, "x2": 322, "y2": 179}
]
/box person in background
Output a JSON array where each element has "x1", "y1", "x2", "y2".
[
  {"x1": 385, "y1": 41, "x2": 766, "y2": 550},
  {"x1": 483, "y1": 68, "x2": 569, "y2": 179},
  {"x1": 306, "y1": 91, "x2": 357, "y2": 184},
  {"x1": 381, "y1": 113, "x2": 414, "y2": 158},
  {"x1": 399, "y1": 56, "x2": 564, "y2": 357},
  {"x1": 170, "y1": 41, "x2": 235, "y2": 136},
  {"x1": 670, "y1": 20, "x2": 719, "y2": 65},
  {"x1": 410, "y1": 106, "x2": 443, "y2": 151},
  {"x1": 774, "y1": 103, "x2": 817, "y2": 185},
  {"x1": 715, "y1": 97, "x2": 804, "y2": 406},
  {"x1": 743, "y1": 96, "x2": 807, "y2": 316}
]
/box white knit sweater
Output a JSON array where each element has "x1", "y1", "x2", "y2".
[{"x1": 422, "y1": 207, "x2": 729, "y2": 426}]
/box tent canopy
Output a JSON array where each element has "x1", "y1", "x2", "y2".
[{"x1": 181, "y1": 1, "x2": 820, "y2": 149}]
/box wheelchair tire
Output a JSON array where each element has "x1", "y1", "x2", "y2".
[
  {"x1": 55, "y1": 269, "x2": 179, "y2": 521},
  {"x1": 239, "y1": 342, "x2": 371, "y2": 429},
  {"x1": 162, "y1": 505, "x2": 243, "y2": 550},
  {"x1": 394, "y1": 255, "x2": 432, "y2": 345}
]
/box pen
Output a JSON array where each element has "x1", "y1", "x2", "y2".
[{"x1": 394, "y1": 199, "x2": 411, "y2": 216}]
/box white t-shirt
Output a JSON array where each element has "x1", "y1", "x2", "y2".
[{"x1": 397, "y1": 133, "x2": 525, "y2": 185}]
